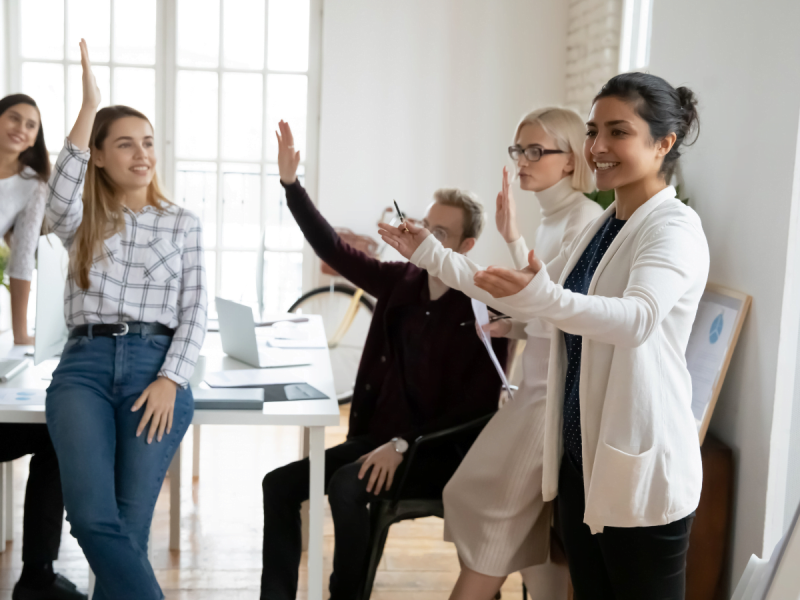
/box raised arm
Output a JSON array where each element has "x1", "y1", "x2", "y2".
[
  {"x1": 45, "y1": 39, "x2": 101, "y2": 246},
  {"x1": 277, "y1": 120, "x2": 402, "y2": 297},
  {"x1": 474, "y1": 217, "x2": 709, "y2": 348}
]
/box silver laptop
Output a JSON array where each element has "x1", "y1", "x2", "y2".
[{"x1": 216, "y1": 297, "x2": 311, "y2": 368}]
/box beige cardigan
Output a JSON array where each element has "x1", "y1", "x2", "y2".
[{"x1": 412, "y1": 186, "x2": 709, "y2": 533}]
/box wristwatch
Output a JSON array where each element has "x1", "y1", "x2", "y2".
[{"x1": 391, "y1": 437, "x2": 409, "y2": 454}]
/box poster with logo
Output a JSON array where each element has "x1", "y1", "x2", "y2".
[{"x1": 685, "y1": 286, "x2": 751, "y2": 442}]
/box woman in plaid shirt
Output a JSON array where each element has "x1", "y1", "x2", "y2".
[{"x1": 44, "y1": 40, "x2": 207, "y2": 600}]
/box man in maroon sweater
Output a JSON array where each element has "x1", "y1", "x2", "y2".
[{"x1": 260, "y1": 121, "x2": 508, "y2": 600}]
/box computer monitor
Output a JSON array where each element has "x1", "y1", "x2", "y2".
[{"x1": 34, "y1": 234, "x2": 69, "y2": 365}]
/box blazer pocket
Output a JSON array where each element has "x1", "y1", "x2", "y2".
[
  {"x1": 586, "y1": 442, "x2": 661, "y2": 522},
  {"x1": 144, "y1": 237, "x2": 182, "y2": 282}
]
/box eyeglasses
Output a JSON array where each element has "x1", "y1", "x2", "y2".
[
  {"x1": 431, "y1": 228, "x2": 448, "y2": 243},
  {"x1": 508, "y1": 145, "x2": 565, "y2": 162}
]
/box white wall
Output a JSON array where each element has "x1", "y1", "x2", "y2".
[
  {"x1": 315, "y1": 0, "x2": 568, "y2": 274},
  {"x1": 649, "y1": 0, "x2": 800, "y2": 591}
]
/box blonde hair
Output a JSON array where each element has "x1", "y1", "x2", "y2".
[
  {"x1": 513, "y1": 106, "x2": 594, "y2": 193},
  {"x1": 432, "y1": 188, "x2": 485, "y2": 240},
  {"x1": 73, "y1": 105, "x2": 172, "y2": 290}
]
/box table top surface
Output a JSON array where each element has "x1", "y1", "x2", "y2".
[{"x1": 0, "y1": 315, "x2": 340, "y2": 427}]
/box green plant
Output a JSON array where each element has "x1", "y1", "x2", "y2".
[{"x1": 584, "y1": 186, "x2": 690, "y2": 209}]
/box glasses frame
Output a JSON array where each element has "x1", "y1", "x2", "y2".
[{"x1": 508, "y1": 145, "x2": 565, "y2": 162}]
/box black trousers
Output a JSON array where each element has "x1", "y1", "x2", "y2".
[
  {"x1": 260, "y1": 436, "x2": 463, "y2": 600},
  {"x1": 0, "y1": 424, "x2": 63, "y2": 563},
  {"x1": 557, "y1": 453, "x2": 694, "y2": 600}
]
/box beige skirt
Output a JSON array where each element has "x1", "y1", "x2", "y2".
[{"x1": 443, "y1": 388, "x2": 551, "y2": 576}]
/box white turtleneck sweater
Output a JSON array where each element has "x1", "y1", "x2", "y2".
[{"x1": 409, "y1": 176, "x2": 602, "y2": 410}]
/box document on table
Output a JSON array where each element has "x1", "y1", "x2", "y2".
[
  {"x1": 0, "y1": 389, "x2": 46, "y2": 405},
  {"x1": 471, "y1": 299, "x2": 514, "y2": 399},
  {"x1": 205, "y1": 368, "x2": 310, "y2": 388},
  {"x1": 685, "y1": 293, "x2": 741, "y2": 426},
  {"x1": 262, "y1": 319, "x2": 328, "y2": 349}
]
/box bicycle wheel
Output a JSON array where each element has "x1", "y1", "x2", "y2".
[{"x1": 288, "y1": 285, "x2": 375, "y2": 404}]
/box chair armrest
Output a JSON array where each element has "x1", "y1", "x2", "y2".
[{"x1": 389, "y1": 411, "x2": 496, "y2": 508}]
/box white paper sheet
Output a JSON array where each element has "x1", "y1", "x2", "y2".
[
  {"x1": 471, "y1": 299, "x2": 514, "y2": 399},
  {"x1": 205, "y1": 368, "x2": 310, "y2": 388},
  {"x1": 685, "y1": 296, "x2": 740, "y2": 425},
  {"x1": 4, "y1": 345, "x2": 33, "y2": 359},
  {"x1": 0, "y1": 389, "x2": 46, "y2": 405},
  {"x1": 262, "y1": 320, "x2": 328, "y2": 349}
]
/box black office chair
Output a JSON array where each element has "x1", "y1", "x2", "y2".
[{"x1": 357, "y1": 412, "x2": 496, "y2": 600}]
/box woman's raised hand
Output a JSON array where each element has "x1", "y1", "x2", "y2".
[
  {"x1": 80, "y1": 39, "x2": 101, "y2": 110},
  {"x1": 473, "y1": 249, "x2": 542, "y2": 298},
  {"x1": 378, "y1": 219, "x2": 431, "y2": 260},
  {"x1": 496, "y1": 166, "x2": 520, "y2": 243},
  {"x1": 276, "y1": 120, "x2": 301, "y2": 184},
  {"x1": 68, "y1": 39, "x2": 101, "y2": 150}
]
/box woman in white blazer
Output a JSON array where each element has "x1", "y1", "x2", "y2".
[{"x1": 381, "y1": 73, "x2": 708, "y2": 599}]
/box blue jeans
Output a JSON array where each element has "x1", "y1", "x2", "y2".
[{"x1": 46, "y1": 333, "x2": 193, "y2": 600}]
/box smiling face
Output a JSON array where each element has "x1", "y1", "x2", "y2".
[
  {"x1": 584, "y1": 96, "x2": 675, "y2": 192},
  {"x1": 0, "y1": 103, "x2": 41, "y2": 157},
  {"x1": 514, "y1": 122, "x2": 575, "y2": 193},
  {"x1": 92, "y1": 116, "x2": 157, "y2": 192}
]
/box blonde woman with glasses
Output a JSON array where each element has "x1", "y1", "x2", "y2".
[{"x1": 379, "y1": 107, "x2": 602, "y2": 599}]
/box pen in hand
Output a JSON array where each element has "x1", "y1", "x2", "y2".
[{"x1": 460, "y1": 315, "x2": 512, "y2": 327}]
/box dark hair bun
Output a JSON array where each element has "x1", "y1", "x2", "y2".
[{"x1": 676, "y1": 86, "x2": 700, "y2": 145}]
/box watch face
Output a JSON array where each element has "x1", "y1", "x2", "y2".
[{"x1": 394, "y1": 438, "x2": 409, "y2": 453}]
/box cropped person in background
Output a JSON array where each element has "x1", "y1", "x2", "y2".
[
  {"x1": 260, "y1": 120, "x2": 508, "y2": 600},
  {"x1": 0, "y1": 93, "x2": 86, "y2": 600}
]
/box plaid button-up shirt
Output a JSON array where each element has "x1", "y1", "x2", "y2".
[{"x1": 45, "y1": 139, "x2": 207, "y2": 387}]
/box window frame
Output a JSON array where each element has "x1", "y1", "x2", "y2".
[
  {"x1": 618, "y1": 0, "x2": 654, "y2": 73},
  {"x1": 2, "y1": 0, "x2": 322, "y2": 310}
]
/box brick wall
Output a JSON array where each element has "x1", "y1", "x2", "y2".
[{"x1": 565, "y1": 0, "x2": 623, "y2": 116}]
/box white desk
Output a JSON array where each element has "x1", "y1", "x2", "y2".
[{"x1": 0, "y1": 315, "x2": 340, "y2": 600}]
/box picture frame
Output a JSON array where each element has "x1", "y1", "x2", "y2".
[{"x1": 685, "y1": 283, "x2": 752, "y2": 444}]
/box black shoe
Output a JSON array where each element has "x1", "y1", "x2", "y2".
[{"x1": 12, "y1": 574, "x2": 88, "y2": 600}]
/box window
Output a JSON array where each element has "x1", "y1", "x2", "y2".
[
  {"x1": 4, "y1": 0, "x2": 319, "y2": 317},
  {"x1": 618, "y1": 0, "x2": 654, "y2": 72}
]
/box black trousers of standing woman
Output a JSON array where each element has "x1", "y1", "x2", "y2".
[{"x1": 557, "y1": 453, "x2": 694, "y2": 600}]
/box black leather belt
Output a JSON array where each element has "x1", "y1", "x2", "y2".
[{"x1": 69, "y1": 322, "x2": 176, "y2": 339}]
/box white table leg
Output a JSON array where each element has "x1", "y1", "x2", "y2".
[
  {"x1": 5, "y1": 460, "x2": 12, "y2": 542},
  {"x1": 169, "y1": 443, "x2": 181, "y2": 551},
  {"x1": 307, "y1": 426, "x2": 325, "y2": 600},
  {"x1": 192, "y1": 425, "x2": 201, "y2": 479},
  {"x1": 88, "y1": 569, "x2": 95, "y2": 599},
  {"x1": 0, "y1": 462, "x2": 6, "y2": 552}
]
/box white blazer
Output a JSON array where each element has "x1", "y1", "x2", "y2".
[{"x1": 413, "y1": 186, "x2": 709, "y2": 533}]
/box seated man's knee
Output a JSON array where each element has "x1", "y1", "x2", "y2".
[{"x1": 327, "y1": 463, "x2": 367, "y2": 508}]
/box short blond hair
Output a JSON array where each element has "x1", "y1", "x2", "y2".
[
  {"x1": 432, "y1": 188, "x2": 485, "y2": 240},
  {"x1": 514, "y1": 106, "x2": 594, "y2": 193}
]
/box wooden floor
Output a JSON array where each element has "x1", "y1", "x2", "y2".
[{"x1": 0, "y1": 404, "x2": 523, "y2": 599}]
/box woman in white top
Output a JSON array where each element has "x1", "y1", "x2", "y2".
[
  {"x1": 380, "y1": 107, "x2": 601, "y2": 599},
  {"x1": 44, "y1": 41, "x2": 207, "y2": 600},
  {"x1": 460, "y1": 74, "x2": 705, "y2": 599},
  {"x1": 0, "y1": 95, "x2": 88, "y2": 599},
  {"x1": 0, "y1": 93, "x2": 50, "y2": 345}
]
